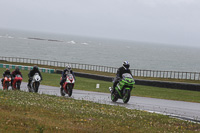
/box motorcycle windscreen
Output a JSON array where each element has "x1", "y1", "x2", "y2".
[
  {"x1": 67, "y1": 74, "x2": 74, "y2": 80},
  {"x1": 16, "y1": 74, "x2": 22, "y2": 77},
  {"x1": 122, "y1": 73, "x2": 133, "y2": 79}
]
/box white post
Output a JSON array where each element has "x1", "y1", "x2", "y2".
[{"x1": 96, "y1": 84, "x2": 100, "y2": 89}]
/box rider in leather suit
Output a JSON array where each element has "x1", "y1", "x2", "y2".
[
  {"x1": 27, "y1": 65, "x2": 42, "y2": 87},
  {"x1": 112, "y1": 61, "x2": 132, "y2": 94},
  {"x1": 60, "y1": 65, "x2": 75, "y2": 88}
]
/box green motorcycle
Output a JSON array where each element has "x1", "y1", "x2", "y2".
[{"x1": 110, "y1": 73, "x2": 135, "y2": 103}]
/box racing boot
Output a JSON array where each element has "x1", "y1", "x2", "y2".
[
  {"x1": 1, "y1": 79, "x2": 3, "y2": 86},
  {"x1": 111, "y1": 86, "x2": 115, "y2": 94},
  {"x1": 60, "y1": 85, "x2": 63, "y2": 91},
  {"x1": 27, "y1": 80, "x2": 31, "y2": 88}
]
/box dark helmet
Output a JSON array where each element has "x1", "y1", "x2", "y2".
[
  {"x1": 123, "y1": 61, "x2": 130, "y2": 70},
  {"x1": 15, "y1": 66, "x2": 20, "y2": 71},
  {"x1": 33, "y1": 65, "x2": 38, "y2": 71},
  {"x1": 5, "y1": 68, "x2": 10, "y2": 73}
]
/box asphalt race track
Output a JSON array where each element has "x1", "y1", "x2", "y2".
[{"x1": 1, "y1": 81, "x2": 200, "y2": 122}]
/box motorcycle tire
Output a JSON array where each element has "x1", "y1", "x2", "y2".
[
  {"x1": 111, "y1": 92, "x2": 118, "y2": 102},
  {"x1": 123, "y1": 89, "x2": 131, "y2": 103},
  {"x1": 16, "y1": 82, "x2": 21, "y2": 90},
  {"x1": 60, "y1": 87, "x2": 65, "y2": 96},
  {"x1": 5, "y1": 82, "x2": 9, "y2": 90},
  {"x1": 67, "y1": 85, "x2": 73, "y2": 97},
  {"x1": 33, "y1": 82, "x2": 39, "y2": 93}
]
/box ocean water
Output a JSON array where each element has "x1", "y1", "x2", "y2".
[{"x1": 0, "y1": 28, "x2": 200, "y2": 72}]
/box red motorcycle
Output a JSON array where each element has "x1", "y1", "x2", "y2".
[
  {"x1": 12, "y1": 74, "x2": 23, "y2": 90},
  {"x1": 60, "y1": 73, "x2": 75, "y2": 97},
  {"x1": 2, "y1": 75, "x2": 11, "y2": 90}
]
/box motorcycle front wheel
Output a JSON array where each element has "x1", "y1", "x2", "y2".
[
  {"x1": 16, "y1": 82, "x2": 21, "y2": 90},
  {"x1": 67, "y1": 85, "x2": 73, "y2": 97},
  {"x1": 123, "y1": 89, "x2": 131, "y2": 103},
  {"x1": 60, "y1": 87, "x2": 65, "y2": 96},
  {"x1": 111, "y1": 89, "x2": 118, "y2": 102},
  {"x1": 33, "y1": 82, "x2": 39, "y2": 93},
  {"x1": 4, "y1": 82, "x2": 9, "y2": 90}
]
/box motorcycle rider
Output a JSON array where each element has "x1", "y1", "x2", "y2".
[
  {"x1": 11, "y1": 67, "x2": 23, "y2": 85},
  {"x1": 27, "y1": 65, "x2": 42, "y2": 87},
  {"x1": 1, "y1": 68, "x2": 11, "y2": 85},
  {"x1": 60, "y1": 65, "x2": 75, "y2": 88},
  {"x1": 112, "y1": 61, "x2": 132, "y2": 94}
]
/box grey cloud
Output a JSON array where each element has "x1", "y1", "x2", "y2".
[{"x1": 0, "y1": 0, "x2": 200, "y2": 47}]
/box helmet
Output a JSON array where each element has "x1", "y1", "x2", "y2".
[
  {"x1": 33, "y1": 65, "x2": 38, "y2": 71},
  {"x1": 6, "y1": 68, "x2": 10, "y2": 72},
  {"x1": 123, "y1": 61, "x2": 130, "y2": 70},
  {"x1": 15, "y1": 66, "x2": 19, "y2": 72},
  {"x1": 66, "y1": 65, "x2": 71, "y2": 70}
]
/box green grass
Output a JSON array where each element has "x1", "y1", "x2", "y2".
[
  {"x1": 1, "y1": 68, "x2": 200, "y2": 103},
  {"x1": 1, "y1": 62, "x2": 200, "y2": 132},
  {"x1": 0, "y1": 90, "x2": 200, "y2": 132}
]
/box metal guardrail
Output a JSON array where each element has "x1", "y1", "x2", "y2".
[{"x1": 0, "y1": 56, "x2": 200, "y2": 80}]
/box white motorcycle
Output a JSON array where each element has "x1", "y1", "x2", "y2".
[{"x1": 28, "y1": 73, "x2": 41, "y2": 93}]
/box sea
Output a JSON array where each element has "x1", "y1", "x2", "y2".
[{"x1": 0, "y1": 28, "x2": 200, "y2": 72}]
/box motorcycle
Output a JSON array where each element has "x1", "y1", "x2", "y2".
[
  {"x1": 60, "y1": 73, "x2": 75, "y2": 97},
  {"x1": 28, "y1": 73, "x2": 41, "y2": 93},
  {"x1": 2, "y1": 75, "x2": 11, "y2": 90},
  {"x1": 109, "y1": 73, "x2": 135, "y2": 103},
  {"x1": 12, "y1": 74, "x2": 23, "y2": 90}
]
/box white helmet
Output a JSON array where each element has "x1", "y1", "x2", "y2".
[
  {"x1": 123, "y1": 61, "x2": 130, "y2": 70},
  {"x1": 66, "y1": 65, "x2": 71, "y2": 70}
]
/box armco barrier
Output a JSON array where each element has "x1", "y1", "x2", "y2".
[
  {"x1": 1, "y1": 56, "x2": 200, "y2": 80},
  {"x1": 135, "y1": 80, "x2": 200, "y2": 91},
  {"x1": 56, "y1": 70, "x2": 114, "y2": 82},
  {"x1": 0, "y1": 64, "x2": 55, "y2": 73},
  {"x1": 56, "y1": 70, "x2": 200, "y2": 91}
]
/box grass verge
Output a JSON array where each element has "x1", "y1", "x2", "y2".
[{"x1": 0, "y1": 90, "x2": 200, "y2": 132}]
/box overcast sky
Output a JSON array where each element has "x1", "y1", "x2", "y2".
[{"x1": 0, "y1": 0, "x2": 200, "y2": 47}]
